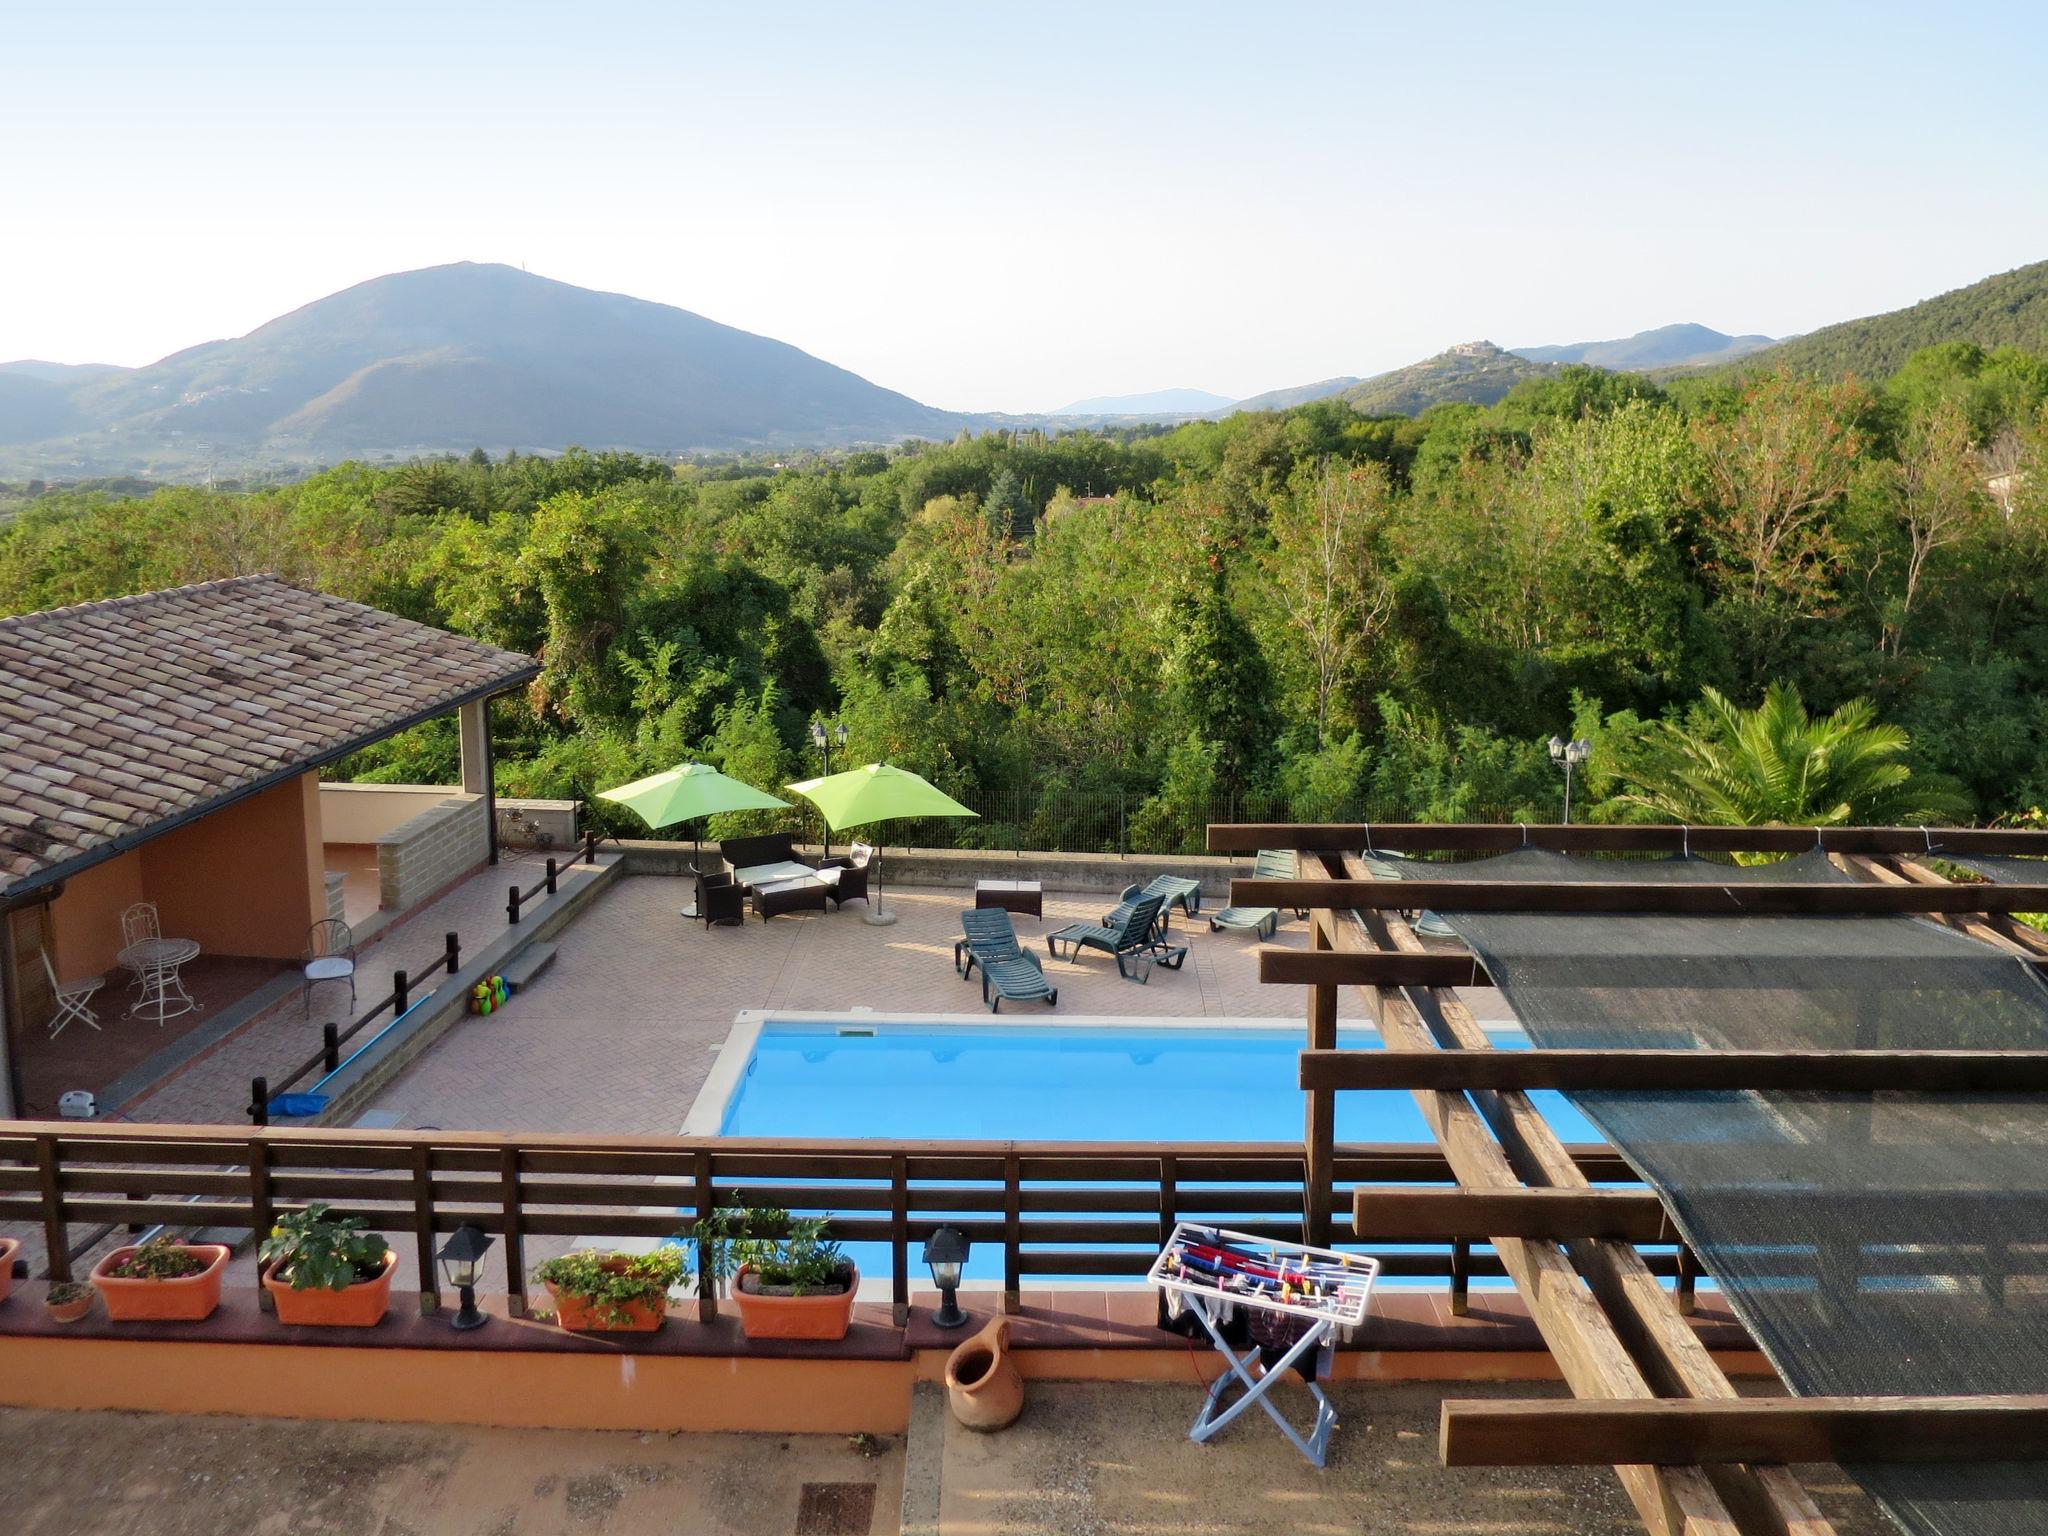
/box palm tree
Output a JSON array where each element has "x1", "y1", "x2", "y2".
[{"x1": 1618, "y1": 683, "x2": 1967, "y2": 828}]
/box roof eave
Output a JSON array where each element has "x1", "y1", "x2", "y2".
[{"x1": 0, "y1": 663, "x2": 539, "y2": 908}]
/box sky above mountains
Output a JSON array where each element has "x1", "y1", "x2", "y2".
[{"x1": 5, "y1": 1, "x2": 2047, "y2": 413}]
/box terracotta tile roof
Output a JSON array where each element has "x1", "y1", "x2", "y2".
[{"x1": 0, "y1": 575, "x2": 538, "y2": 895}]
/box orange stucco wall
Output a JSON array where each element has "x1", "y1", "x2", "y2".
[
  {"x1": 48, "y1": 848, "x2": 146, "y2": 978},
  {"x1": 139, "y1": 774, "x2": 325, "y2": 961},
  {"x1": 47, "y1": 773, "x2": 325, "y2": 972}
]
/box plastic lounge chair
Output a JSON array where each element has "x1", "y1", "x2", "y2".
[
  {"x1": 1208, "y1": 905, "x2": 1279, "y2": 939},
  {"x1": 1141, "y1": 873, "x2": 1204, "y2": 921},
  {"x1": 981, "y1": 952, "x2": 1057, "y2": 1013},
  {"x1": 1049, "y1": 894, "x2": 1170, "y2": 981},
  {"x1": 1208, "y1": 849, "x2": 1299, "y2": 938},
  {"x1": 1254, "y1": 848, "x2": 1309, "y2": 917},
  {"x1": 956, "y1": 907, "x2": 1024, "y2": 980}
]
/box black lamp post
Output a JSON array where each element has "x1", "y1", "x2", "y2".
[
  {"x1": 810, "y1": 719, "x2": 850, "y2": 859},
  {"x1": 438, "y1": 1224, "x2": 493, "y2": 1331},
  {"x1": 1547, "y1": 735, "x2": 1591, "y2": 824},
  {"x1": 923, "y1": 1224, "x2": 970, "y2": 1329}
]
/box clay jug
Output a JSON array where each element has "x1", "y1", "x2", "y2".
[{"x1": 944, "y1": 1316, "x2": 1023, "y2": 1431}]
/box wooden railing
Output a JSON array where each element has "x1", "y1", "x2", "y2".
[
  {"x1": 0, "y1": 1121, "x2": 1634, "y2": 1319},
  {"x1": 251, "y1": 933, "x2": 464, "y2": 1124}
]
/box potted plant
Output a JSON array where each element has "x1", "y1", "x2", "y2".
[
  {"x1": 45, "y1": 1281, "x2": 93, "y2": 1324},
  {"x1": 258, "y1": 1203, "x2": 396, "y2": 1327},
  {"x1": 91, "y1": 1235, "x2": 229, "y2": 1322},
  {"x1": 704, "y1": 1203, "x2": 858, "y2": 1342},
  {"x1": 535, "y1": 1246, "x2": 688, "y2": 1333},
  {"x1": 0, "y1": 1235, "x2": 17, "y2": 1305}
]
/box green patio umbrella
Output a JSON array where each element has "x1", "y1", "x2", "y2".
[
  {"x1": 785, "y1": 763, "x2": 976, "y2": 926},
  {"x1": 598, "y1": 763, "x2": 791, "y2": 917}
]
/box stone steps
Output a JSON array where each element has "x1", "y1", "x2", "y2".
[{"x1": 498, "y1": 942, "x2": 557, "y2": 994}]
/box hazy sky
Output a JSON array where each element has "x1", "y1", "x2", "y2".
[{"x1": 5, "y1": 2, "x2": 2046, "y2": 411}]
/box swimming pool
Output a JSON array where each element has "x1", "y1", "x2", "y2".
[
  {"x1": 700, "y1": 1015, "x2": 1602, "y2": 1144},
  {"x1": 686, "y1": 1014, "x2": 1614, "y2": 1288}
]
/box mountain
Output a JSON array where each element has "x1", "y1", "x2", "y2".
[
  {"x1": 1229, "y1": 376, "x2": 1365, "y2": 412},
  {"x1": 1336, "y1": 341, "x2": 1554, "y2": 416},
  {"x1": 1051, "y1": 387, "x2": 1232, "y2": 417},
  {"x1": 0, "y1": 263, "x2": 966, "y2": 473},
  {"x1": 1511, "y1": 323, "x2": 1775, "y2": 370},
  {"x1": 1713, "y1": 259, "x2": 2048, "y2": 381}
]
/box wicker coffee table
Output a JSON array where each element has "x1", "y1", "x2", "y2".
[{"x1": 974, "y1": 879, "x2": 1043, "y2": 918}]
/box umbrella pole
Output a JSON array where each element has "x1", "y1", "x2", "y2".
[
  {"x1": 682, "y1": 826, "x2": 703, "y2": 920},
  {"x1": 862, "y1": 835, "x2": 897, "y2": 926}
]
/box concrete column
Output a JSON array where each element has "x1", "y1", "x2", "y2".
[{"x1": 458, "y1": 697, "x2": 499, "y2": 867}]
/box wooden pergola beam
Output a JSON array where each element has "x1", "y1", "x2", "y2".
[
  {"x1": 1258, "y1": 948, "x2": 1494, "y2": 988},
  {"x1": 1301, "y1": 1047, "x2": 2048, "y2": 1093},
  {"x1": 1234, "y1": 877, "x2": 2048, "y2": 915},
  {"x1": 1441, "y1": 1395, "x2": 2048, "y2": 1467},
  {"x1": 1356, "y1": 1188, "x2": 1678, "y2": 1242},
  {"x1": 1209, "y1": 822, "x2": 2048, "y2": 856}
]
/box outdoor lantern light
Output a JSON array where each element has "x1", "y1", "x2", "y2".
[
  {"x1": 923, "y1": 1225, "x2": 971, "y2": 1329},
  {"x1": 1548, "y1": 736, "x2": 1593, "y2": 823},
  {"x1": 437, "y1": 1224, "x2": 494, "y2": 1331}
]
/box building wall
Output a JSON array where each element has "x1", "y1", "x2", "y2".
[
  {"x1": 318, "y1": 782, "x2": 460, "y2": 843},
  {"x1": 49, "y1": 848, "x2": 147, "y2": 979},
  {"x1": 136, "y1": 774, "x2": 326, "y2": 961},
  {"x1": 378, "y1": 793, "x2": 488, "y2": 913}
]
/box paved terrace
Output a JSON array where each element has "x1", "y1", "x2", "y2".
[{"x1": 356, "y1": 867, "x2": 1386, "y2": 1137}]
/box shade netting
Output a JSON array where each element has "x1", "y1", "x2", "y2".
[{"x1": 1380, "y1": 847, "x2": 2048, "y2": 1536}]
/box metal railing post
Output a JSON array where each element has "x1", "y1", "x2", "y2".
[
  {"x1": 507, "y1": 885, "x2": 521, "y2": 925},
  {"x1": 544, "y1": 857, "x2": 557, "y2": 896},
  {"x1": 322, "y1": 1024, "x2": 340, "y2": 1073},
  {"x1": 393, "y1": 969, "x2": 410, "y2": 1015},
  {"x1": 249, "y1": 1076, "x2": 269, "y2": 1127},
  {"x1": 445, "y1": 931, "x2": 461, "y2": 975}
]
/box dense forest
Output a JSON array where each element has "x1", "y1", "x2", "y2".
[{"x1": 3, "y1": 339, "x2": 2047, "y2": 850}]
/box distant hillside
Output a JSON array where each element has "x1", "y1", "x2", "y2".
[
  {"x1": 1229, "y1": 376, "x2": 1364, "y2": 413},
  {"x1": 1052, "y1": 387, "x2": 1231, "y2": 417},
  {"x1": 1714, "y1": 259, "x2": 2048, "y2": 381},
  {"x1": 1512, "y1": 322, "x2": 1774, "y2": 370},
  {"x1": 0, "y1": 263, "x2": 966, "y2": 474},
  {"x1": 1338, "y1": 342, "x2": 1554, "y2": 416}
]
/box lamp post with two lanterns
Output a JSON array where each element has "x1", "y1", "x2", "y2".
[{"x1": 1548, "y1": 736, "x2": 1591, "y2": 824}]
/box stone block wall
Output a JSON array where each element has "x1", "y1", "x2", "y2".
[{"x1": 376, "y1": 794, "x2": 488, "y2": 913}]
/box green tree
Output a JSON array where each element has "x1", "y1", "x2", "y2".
[{"x1": 1616, "y1": 683, "x2": 1967, "y2": 827}]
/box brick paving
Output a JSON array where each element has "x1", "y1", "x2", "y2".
[{"x1": 358, "y1": 875, "x2": 1375, "y2": 1138}]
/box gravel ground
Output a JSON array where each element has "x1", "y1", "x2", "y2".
[
  {"x1": 0, "y1": 1408, "x2": 902, "y2": 1535},
  {"x1": 932, "y1": 1379, "x2": 1895, "y2": 1536}
]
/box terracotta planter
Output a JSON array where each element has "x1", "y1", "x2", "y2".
[
  {"x1": 45, "y1": 1292, "x2": 93, "y2": 1324},
  {"x1": 731, "y1": 1262, "x2": 858, "y2": 1341},
  {"x1": 91, "y1": 1243, "x2": 229, "y2": 1322},
  {"x1": 545, "y1": 1257, "x2": 672, "y2": 1333},
  {"x1": 263, "y1": 1250, "x2": 396, "y2": 1327},
  {"x1": 0, "y1": 1237, "x2": 17, "y2": 1306},
  {"x1": 945, "y1": 1316, "x2": 1024, "y2": 1431}
]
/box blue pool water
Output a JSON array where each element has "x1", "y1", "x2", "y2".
[
  {"x1": 719, "y1": 1021, "x2": 1602, "y2": 1143},
  {"x1": 708, "y1": 1021, "x2": 1615, "y2": 1286}
]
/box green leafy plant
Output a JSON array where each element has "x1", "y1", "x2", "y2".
[
  {"x1": 1615, "y1": 683, "x2": 1969, "y2": 837},
  {"x1": 46, "y1": 1281, "x2": 90, "y2": 1305},
  {"x1": 695, "y1": 1201, "x2": 849, "y2": 1296},
  {"x1": 534, "y1": 1247, "x2": 689, "y2": 1328},
  {"x1": 108, "y1": 1237, "x2": 208, "y2": 1280},
  {"x1": 258, "y1": 1203, "x2": 390, "y2": 1292}
]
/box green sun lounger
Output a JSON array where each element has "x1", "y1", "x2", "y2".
[
  {"x1": 1207, "y1": 849, "x2": 1300, "y2": 938},
  {"x1": 981, "y1": 951, "x2": 1057, "y2": 1012}
]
